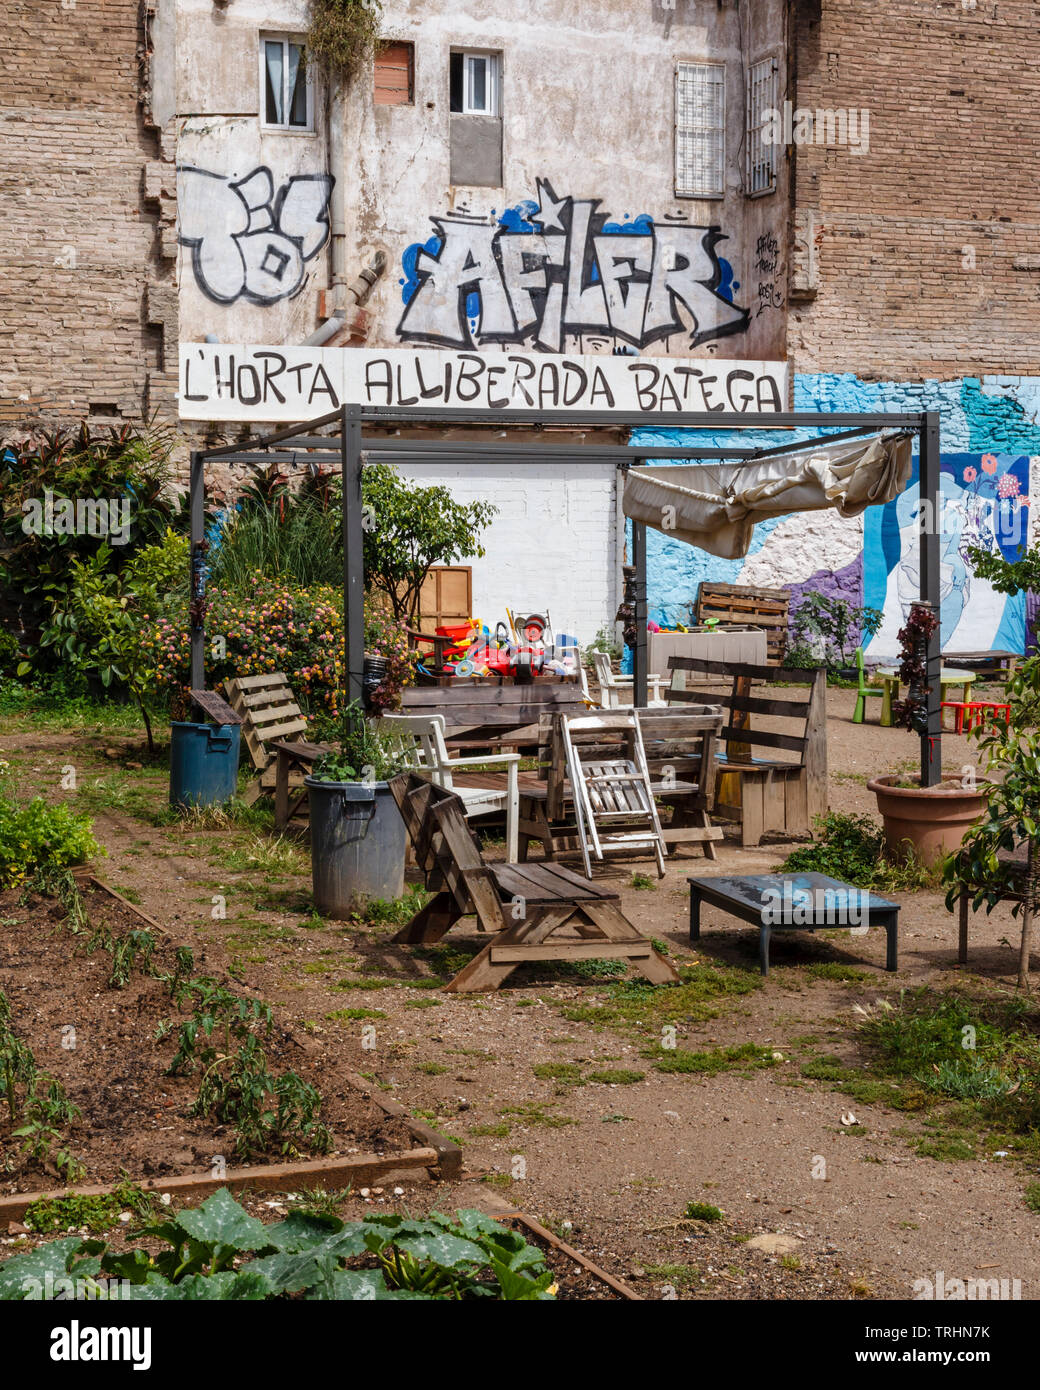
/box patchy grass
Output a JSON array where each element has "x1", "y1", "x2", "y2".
[
  {"x1": 209, "y1": 833, "x2": 308, "y2": 877},
  {"x1": 1024, "y1": 1182, "x2": 1040, "y2": 1214},
  {"x1": 468, "y1": 1122, "x2": 511, "y2": 1138},
  {"x1": 558, "y1": 961, "x2": 761, "y2": 1035},
  {"x1": 647, "y1": 1042, "x2": 779, "y2": 1077},
  {"x1": 532, "y1": 1062, "x2": 584, "y2": 1084},
  {"x1": 325, "y1": 1007, "x2": 386, "y2": 1022},
  {"x1": 643, "y1": 1263, "x2": 700, "y2": 1290},
  {"x1": 803, "y1": 962, "x2": 873, "y2": 983}
]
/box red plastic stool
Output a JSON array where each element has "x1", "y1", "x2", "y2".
[{"x1": 943, "y1": 700, "x2": 1011, "y2": 733}]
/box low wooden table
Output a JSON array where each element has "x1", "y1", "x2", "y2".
[{"x1": 687, "y1": 872, "x2": 900, "y2": 976}]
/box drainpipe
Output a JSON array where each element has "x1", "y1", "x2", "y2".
[{"x1": 302, "y1": 77, "x2": 386, "y2": 345}]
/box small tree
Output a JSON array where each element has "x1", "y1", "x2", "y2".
[
  {"x1": 361, "y1": 464, "x2": 497, "y2": 625},
  {"x1": 39, "y1": 532, "x2": 188, "y2": 754},
  {"x1": 944, "y1": 656, "x2": 1040, "y2": 990}
]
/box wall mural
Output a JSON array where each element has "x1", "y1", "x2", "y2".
[
  {"x1": 178, "y1": 167, "x2": 333, "y2": 305},
  {"x1": 638, "y1": 374, "x2": 1040, "y2": 660},
  {"x1": 865, "y1": 453, "x2": 1030, "y2": 654},
  {"x1": 398, "y1": 178, "x2": 748, "y2": 352}
]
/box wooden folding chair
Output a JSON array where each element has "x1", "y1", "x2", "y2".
[
  {"x1": 388, "y1": 773, "x2": 678, "y2": 992},
  {"x1": 559, "y1": 711, "x2": 668, "y2": 879}
]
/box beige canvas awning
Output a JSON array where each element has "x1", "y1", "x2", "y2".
[{"x1": 623, "y1": 431, "x2": 914, "y2": 559}]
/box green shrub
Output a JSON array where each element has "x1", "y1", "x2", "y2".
[
  {"x1": 0, "y1": 793, "x2": 98, "y2": 886},
  {"x1": 778, "y1": 811, "x2": 933, "y2": 891}
]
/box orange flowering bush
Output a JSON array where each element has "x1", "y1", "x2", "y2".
[{"x1": 141, "y1": 582, "x2": 411, "y2": 725}]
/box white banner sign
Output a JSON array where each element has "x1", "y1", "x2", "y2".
[{"x1": 178, "y1": 345, "x2": 790, "y2": 421}]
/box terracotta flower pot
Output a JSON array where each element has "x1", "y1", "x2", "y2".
[{"x1": 867, "y1": 773, "x2": 988, "y2": 867}]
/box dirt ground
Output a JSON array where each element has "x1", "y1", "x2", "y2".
[{"x1": 1, "y1": 684, "x2": 1038, "y2": 1301}]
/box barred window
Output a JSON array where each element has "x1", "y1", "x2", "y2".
[
  {"x1": 746, "y1": 56, "x2": 779, "y2": 196},
  {"x1": 675, "y1": 62, "x2": 725, "y2": 199}
]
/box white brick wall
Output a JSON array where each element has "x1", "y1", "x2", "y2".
[{"x1": 396, "y1": 463, "x2": 618, "y2": 645}]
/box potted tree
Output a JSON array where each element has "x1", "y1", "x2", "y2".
[
  {"x1": 867, "y1": 603, "x2": 988, "y2": 866},
  {"x1": 305, "y1": 701, "x2": 411, "y2": 919},
  {"x1": 943, "y1": 655, "x2": 1039, "y2": 989}
]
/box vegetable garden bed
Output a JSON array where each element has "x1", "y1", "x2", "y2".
[{"x1": 0, "y1": 877, "x2": 457, "y2": 1203}]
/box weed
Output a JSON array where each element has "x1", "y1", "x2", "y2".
[
  {"x1": 629, "y1": 873, "x2": 657, "y2": 891},
  {"x1": 778, "y1": 811, "x2": 937, "y2": 891},
  {"x1": 683, "y1": 1201, "x2": 724, "y2": 1222},
  {"x1": 644, "y1": 1263, "x2": 700, "y2": 1289},
  {"x1": 532, "y1": 1062, "x2": 584, "y2": 1084},
  {"x1": 417, "y1": 1062, "x2": 449, "y2": 1076},
  {"x1": 586, "y1": 1069, "x2": 645, "y2": 1085},
  {"x1": 326, "y1": 1007, "x2": 386, "y2": 1022},
  {"x1": 468, "y1": 1122, "x2": 510, "y2": 1138},
  {"x1": 1024, "y1": 1182, "x2": 1040, "y2": 1214},
  {"x1": 500, "y1": 1102, "x2": 577, "y2": 1129}
]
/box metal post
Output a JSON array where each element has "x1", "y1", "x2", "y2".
[
  {"x1": 188, "y1": 450, "x2": 205, "y2": 692},
  {"x1": 342, "y1": 405, "x2": 365, "y2": 709},
  {"x1": 633, "y1": 519, "x2": 648, "y2": 708},
  {"x1": 920, "y1": 412, "x2": 942, "y2": 786}
]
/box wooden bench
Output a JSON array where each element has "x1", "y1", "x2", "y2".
[
  {"x1": 696, "y1": 581, "x2": 790, "y2": 665},
  {"x1": 401, "y1": 680, "x2": 589, "y2": 751},
  {"x1": 388, "y1": 773, "x2": 678, "y2": 992},
  {"x1": 667, "y1": 657, "x2": 826, "y2": 847},
  {"x1": 515, "y1": 704, "x2": 724, "y2": 862},
  {"x1": 224, "y1": 672, "x2": 332, "y2": 829}
]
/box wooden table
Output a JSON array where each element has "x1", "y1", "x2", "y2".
[
  {"x1": 687, "y1": 872, "x2": 900, "y2": 976},
  {"x1": 875, "y1": 666, "x2": 976, "y2": 728},
  {"x1": 942, "y1": 650, "x2": 1019, "y2": 684}
]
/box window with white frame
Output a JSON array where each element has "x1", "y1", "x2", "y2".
[
  {"x1": 449, "y1": 50, "x2": 500, "y2": 115},
  {"x1": 675, "y1": 62, "x2": 726, "y2": 199},
  {"x1": 261, "y1": 34, "x2": 313, "y2": 131},
  {"x1": 746, "y1": 56, "x2": 779, "y2": 196}
]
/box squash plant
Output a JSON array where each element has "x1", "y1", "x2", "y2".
[
  {"x1": 944, "y1": 654, "x2": 1040, "y2": 989},
  {"x1": 0, "y1": 1189, "x2": 558, "y2": 1300}
]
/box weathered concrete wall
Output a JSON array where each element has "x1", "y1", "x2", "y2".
[
  {"x1": 347, "y1": 0, "x2": 789, "y2": 361},
  {"x1": 0, "y1": 0, "x2": 166, "y2": 431},
  {"x1": 173, "y1": 0, "x2": 333, "y2": 348}
]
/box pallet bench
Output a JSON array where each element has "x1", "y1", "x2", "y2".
[
  {"x1": 667, "y1": 657, "x2": 827, "y2": 847},
  {"x1": 224, "y1": 672, "x2": 332, "y2": 829}
]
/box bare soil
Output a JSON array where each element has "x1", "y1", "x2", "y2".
[
  {"x1": 1, "y1": 683, "x2": 1038, "y2": 1300},
  {"x1": 0, "y1": 882, "x2": 414, "y2": 1190}
]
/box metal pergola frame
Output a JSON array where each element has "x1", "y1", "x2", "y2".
[{"x1": 191, "y1": 404, "x2": 943, "y2": 785}]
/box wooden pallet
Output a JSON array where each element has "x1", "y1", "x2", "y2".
[{"x1": 695, "y1": 581, "x2": 790, "y2": 664}]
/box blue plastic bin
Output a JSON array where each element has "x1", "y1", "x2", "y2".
[{"x1": 169, "y1": 721, "x2": 240, "y2": 808}]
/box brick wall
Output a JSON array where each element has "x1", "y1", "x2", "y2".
[
  {"x1": 0, "y1": 0, "x2": 172, "y2": 433},
  {"x1": 788, "y1": 0, "x2": 1040, "y2": 379}
]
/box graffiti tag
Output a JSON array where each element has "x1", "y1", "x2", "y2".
[
  {"x1": 178, "y1": 166, "x2": 333, "y2": 305},
  {"x1": 398, "y1": 179, "x2": 749, "y2": 352}
]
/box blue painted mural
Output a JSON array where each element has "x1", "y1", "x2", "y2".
[{"x1": 638, "y1": 373, "x2": 1040, "y2": 659}]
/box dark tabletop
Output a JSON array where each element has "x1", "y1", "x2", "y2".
[{"x1": 687, "y1": 873, "x2": 898, "y2": 912}]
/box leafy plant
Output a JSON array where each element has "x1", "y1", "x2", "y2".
[
  {"x1": 312, "y1": 698, "x2": 411, "y2": 783},
  {"x1": 107, "y1": 929, "x2": 157, "y2": 989},
  {"x1": 0, "y1": 1190, "x2": 557, "y2": 1300},
  {"x1": 308, "y1": 0, "x2": 383, "y2": 86},
  {"x1": 0, "y1": 421, "x2": 180, "y2": 666},
  {"x1": 0, "y1": 792, "x2": 97, "y2": 887},
  {"x1": 779, "y1": 811, "x2": 934, "y2": 891},
  {"x1": 891, "y1": 603, "x2": 940, "y2": 734},
  {"x1": 37, "y1": 533, "x2": 187, "y2": 752},
  {"x1": 945, "y1": 654, "x2": 1040, "y2": 988},
  {"x1": 789, "y1": 592, "x2": 883, "y2": 669}
]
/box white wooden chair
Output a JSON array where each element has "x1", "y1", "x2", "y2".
[
  {"x1": 378, "y1": 713, "x2": 520, "y2": 863},
  {"x1": 559, "y1": 710, "x2": 668, "y2": 879},
  {"x1": 590, "y1": 650, "x2": 668, "y2": 709}
]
